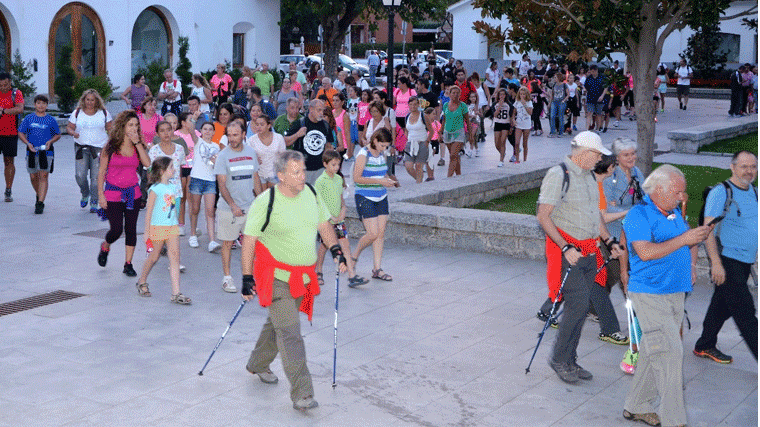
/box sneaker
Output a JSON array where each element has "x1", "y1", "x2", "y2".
[
  {"x1": 623, "y1": 410, "x2": 660, "y2": 426},
  {"x1": 90, "y1": 201, "x2": 98, "y2": 213},
  {"x1": 188, "y1": 235, "x2": 199, "y2": 248},
  {"x1": 80, "y1": 197, "x2": 88, "y2": 208},
  {"x1": 548, "y1": 358, "x2": 579, "y2": 383},
  {"x1": 547, "y1": 133, "x2": 554, "y2": 138},
  {"x1": 683, "y1": 105, "x2": 687, "y2": 110},
  {"x1": 613, "y1": 120, "x2": 620, "y2": 128},
  {"x1": 437, "y1": 158, "x2": 445, "y2": 166},
  {"x1": 679, "y1": 101, "x2": 683, "y2": 109},
  {"x1": 34, "y1": 201, "x2": 44, "y2": 214},
  {"x1": 222, "y1": 275, "x2": 237, "y2": 293},
  {"x1": 599, "y1": 331, "x2": 630, "y2": 345},
  {"x1": 4, "y1": 188, "x2": 11, "y2": 202},
  {"x1": 97, "y1": 242, "x2": 109, "y2": 267},
  {"x1": 602, "y1": 127, "x2": 608, "y2": 133},
  {"x1": 475, "y1": 148, "x2": 480, "y2": 157},
  {"x1": 572, "y1": 125, "x2": 577, "y2": 131},
  {"x1": 246, "y1": 366, "x2": 278, "y2": 384},
  {"x1": 620, "y1": 349, "x2": 638, "y2": 375},
  {"x1": 497, "y1": 161, "x2": 504, "y2": 167},
  {"x1": 571, "y1": 358, "x2": 593, "y2": 380},
  {"x1": 97, "y1": 208, "x2": 107, "y2": 221},
  {"x1": 293, "y1": 396, "x2": 319, "y2": 410},
  {"x1": 693, "y1": 347, "x2": 732, "y2": 364},
  {"x1": 660, "y1": 108, "x2": 664, "y2": 113},
  {"x1": 464, "y1": 148, "x2": 472, "y2": 158},
  {"x1": 208, "y1": 240, "x2": 222, "y2": 253},
  {"x1": 123, "y1": 262, "x2": 137, "y2": 277},
  {"x1": 509, "y1": 155, "x2": 516, "y2": 163},
  {"x1": 178, "y1": 226, "x2": 185, "y2": 236},
  {"x1": 536, "y1": 310, "x2": 559, "y2": 328}
]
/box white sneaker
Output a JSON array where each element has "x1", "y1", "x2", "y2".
[
  {"x1": 475, "y1": 148, "x2": 480, "y2": 157},
  {"x1": 613, "y1": 120, "x2": 620, "y2": 128},
  {"x1": 178, "y1": 226, "x2": 185, "y2": 236},
  {"x1": 208, "y1": 241, "x2": 222, "y2": 253},
  {"x1": 497, "y1": 161, "x2": 504, "y2": 167},
  {"x1": 188, "y1": 236, "x2": 199, "y2": 248},
  {"x1": 222, "y1": 275, "x2": 237, "y2": 293}
]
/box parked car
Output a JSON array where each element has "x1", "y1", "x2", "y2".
[
  {"x1": 435, "y1": 50, "x2": 453, "y2": 60},
  {"x1": 279, "y1": 54, "x2": 306, "y2": 74},
  {"x1": 304, "y1": 54, "x2": 370, "y2": 77}
]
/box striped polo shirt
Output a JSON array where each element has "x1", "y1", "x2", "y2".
[{"x1": 355, "y1": 146, "x2": 387, "y2": 202}]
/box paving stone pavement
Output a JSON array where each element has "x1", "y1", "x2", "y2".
[{"x1": 0, "y1": 97, "x2": 755, "y2": 426}]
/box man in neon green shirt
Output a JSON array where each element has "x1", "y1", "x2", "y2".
[{"x1": 254, "y1": 63, "x2": 275, "y2": 99}]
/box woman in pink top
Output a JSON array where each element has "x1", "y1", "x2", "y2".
[
  {"x1": 393, "y1": 77, "x2": 416, "y2": 153},
  {"x1": 96, "y1": 110, "x2": 151, "y2": 276},
  {"x1": 357, "y1": 89, "x2": 372, "y2": 146},
  {"x1": 332, "y1": 93, "x2": 351, "y2": 152},
  {"x1": 210, "y1": 63, "x2": 233, "y2": 105},
  {"x1": 138, "y1": 97, "x2": 163, "y2": 146}
]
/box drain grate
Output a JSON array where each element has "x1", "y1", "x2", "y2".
[{"x1": 0, "y1": 290, "x2": 86, "y2": 317}]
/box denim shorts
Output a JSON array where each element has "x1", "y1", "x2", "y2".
[
  {"x1": 355, "y1": 194, "x2": 389, "y2": 219},
  {"x1": 586, "y1": 102, "x2": 604, "y2": 115},
  {"x1": 189, "y1": 177, "x2": 216, "y2": 195}
]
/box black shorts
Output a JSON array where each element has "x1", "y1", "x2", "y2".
[
  {"x1": 395, "y1": 116, "x2": 406, "y2": 129},
  {"x1": 676, "y1": 85, "x2": 690, "y2": 96},
  {"x1": 358, "y1": 124, "x2": 365, "y2": 132},
  {"x1": 0, "y1": 135, "x2": 18, "y2": 157},
  {"x1": 181, "y1": 167, "x2": 191, "y2": 178},
  {"x1": 611, "y1": 95, "x2": 623, "y2": 109},
  {"x1": 494, "y1": 122, "x2": 510, "y2": 132}
]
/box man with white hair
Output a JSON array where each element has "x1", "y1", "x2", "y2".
[
  {"x1": 693, "y1": 150, "x2": 758, "y2": 363},
  {"x1": 621, "y1": 164, "x2": 712, "y2": 427},
  {"x1": 537, "y1": 131, "x2": 624, "y2": 384}
]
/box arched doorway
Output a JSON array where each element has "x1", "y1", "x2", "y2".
[
  {"x1": 48, "y1": 2, "x2": 106, "y2": 96},
  {"x1": 131, "y1": 7, "x2": 172, "y2": 77},
  {"x1": 0, "y1": 11, "x2": 10, "y2": 71}
]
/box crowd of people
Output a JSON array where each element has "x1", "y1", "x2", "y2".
[{"x1": 0, "y1": 51, "x2": 756, "y2": 421}]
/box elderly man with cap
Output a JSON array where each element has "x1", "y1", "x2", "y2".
[{"x1": 537, "y1": 131, "x2": 624, "y2": 384}]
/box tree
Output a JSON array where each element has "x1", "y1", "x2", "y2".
[
  {"x1": 473, "y1": 0, "x2": 757, "y2": 174},
  {"x1": 281, "y1": 0, "x2": 449, "y2": 79},
  {"x1": 680, "y1": 22, "x2": 728, "y2": 75},
  {"x1": 175, "y1": 36, "x2": 193, "y2": 99},
  {"x1": 54, "y1": 45, "x2": 77, "y2": 112},
  {"x1": 10, "y1": 49, "x2": 36, "y2": 98}
]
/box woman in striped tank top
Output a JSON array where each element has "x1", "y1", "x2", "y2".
[{"x1": 351, "y1": 127, "x2": 396, "y2": 282}]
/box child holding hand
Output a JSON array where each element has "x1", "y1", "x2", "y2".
[{"x1": 136, "y1": 156, "x2": 191, "y2": 304}]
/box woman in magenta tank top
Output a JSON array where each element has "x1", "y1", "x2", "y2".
[{"x1": 96, "y1": 110, "x2": 151, "y2": 277}]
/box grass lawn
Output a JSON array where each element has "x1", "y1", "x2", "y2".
[
  {"x1": 471, "y1": 162, "x2": 732, "y2": 228},
  {"x1": 698, "y1": 133, "x2": 758, "y2": 155}
]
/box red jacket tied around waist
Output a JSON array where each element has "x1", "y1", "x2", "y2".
[
  {"x1": 253, "y1": 240, "x2": 320, "y2": 321},
  {"x1": 545, "y1": 228, "x2": 607, "y2": 301}
]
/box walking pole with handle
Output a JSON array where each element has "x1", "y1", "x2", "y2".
[
  {"x1": 526, "y1": 265, "x2": 572, "y2": 374},
  {"x1": 198, "y1": 299, "x2": 247, "y2": 376},
  {"x1": 332, "y1": 266, "x2": 340, "y2": 388}
]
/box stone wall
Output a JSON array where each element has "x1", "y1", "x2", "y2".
[{"x1": 669, "y1": 115, "x2": 758, "y2": 154}]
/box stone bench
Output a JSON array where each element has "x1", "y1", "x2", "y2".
[{"x1": 668, "y1": 115, "x2": 757, "y2": 154}]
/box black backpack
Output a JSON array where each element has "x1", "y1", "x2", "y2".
[
  {"x1": 699, "y1": 180, "x2": 758, "y2": 226},
  {"x1": 260, "y1": 183, "x2": 317, "y2": 232}
]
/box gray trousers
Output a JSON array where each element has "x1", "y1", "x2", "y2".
[
  {"x1": 75, "y1": 146, "x2": 101, "y2": 204},
  {"x1": 551, "y1": 255, "x2": 595, "y2": 364},
  {"x1": 540, "y1": 271, "x2": 621, "y2": 335},
  {"x1": 624, "y1": 292, "x2": 686, "y2": 427},
  {"x1": 246, "y1": 279, "x2": 314, "y2": 403}
]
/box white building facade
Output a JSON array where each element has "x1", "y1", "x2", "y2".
[
  {"x1": 0, "y1": 0, "x2": 280, "y2": 96},
  {"x1": 448, "y1": 0, "x2": 757, "y2": 67}
]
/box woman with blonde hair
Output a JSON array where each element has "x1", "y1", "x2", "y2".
[
  {"x1": 513, "y1": 86, "x2": 533, "y2": 163},
  {"x1": 67, "y1": 89, "x2": 113, "y2": 214}
]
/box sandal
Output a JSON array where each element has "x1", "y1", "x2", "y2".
[
  {"x1": 371, "y1": 269, "x2": 393, "y2": 282},
  {"x1": 347, "y1": 275, "x2": 369, "y2": 288},
  {"x1": 171, "y1": 293, "x2": 192, "y2": 305},
  {"x1": 317, "y1": 272, "x2": 324, "y2": 287},
  {"x1": 136, "y1": 282, "x2": 151, "y2": 297}
]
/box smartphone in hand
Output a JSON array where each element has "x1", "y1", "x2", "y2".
[{"x1": 707, "y1": 215, "x2": 725, "y2": 227}]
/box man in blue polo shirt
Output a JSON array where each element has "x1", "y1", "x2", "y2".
[
  {"x1": 694, "y1": 151, "x2": 758, "y2": 363},
  {"x1": 621, "y1": 164, "x2": 712, "y2": 427},
  {"x1": 584, "y1": 65, "x2": 605, "y2": 131}
]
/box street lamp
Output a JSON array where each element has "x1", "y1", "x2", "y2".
[{"x1": 383, "y1": 0, "x2": 402, "y2": 105}]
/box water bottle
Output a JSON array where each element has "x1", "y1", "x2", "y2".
[{"x1": 146, "y1": 239, "x2": 154, "y2": 257}]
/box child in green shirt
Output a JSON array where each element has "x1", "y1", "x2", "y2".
[{"x1": 315, "y1": 150, "x2": 368, "y2": 287}]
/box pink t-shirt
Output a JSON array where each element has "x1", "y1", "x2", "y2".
[
  {"x1": 211, "y1": 74, "x2": 233, "y2": 96},
  {"x1": 393, "y1": 88, "x2": 417, "y2": 117},
  {"x1": 138, "y1": 112, "x2": 163, "y2": 146},
  {"x1": 334, "y1": 109, "x2": 348, "y2": 149},
  {"x1": 104, "y1": 150, "x2": 141, "y2": 202},
  {"x1": 174, "y1": 129, "x2": 201, "y2": 167},
  {"x1": 358, "y1": 102, "x2": 371, "y2": 126},
  {"x1": 431, "y1": 120, "x2": 441, "y2": 140}
]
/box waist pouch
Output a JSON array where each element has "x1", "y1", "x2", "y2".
[{"x1": 75, "y1": 143, "x2": 101, "y2": 160}]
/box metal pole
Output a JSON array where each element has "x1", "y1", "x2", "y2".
[{"x1": 387, "y1": 8, "x2": 395, "y2": 106}]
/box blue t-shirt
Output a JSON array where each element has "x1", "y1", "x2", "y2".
[
  {"x1": 584, "y1": 74, "x2": 606, "y2": 101},
  {"x1": 149, "y1": 183, "x2": 178, "y2": 227},
  {"x1": 624, "y1": 195, "x2": 692, "y2": 294},
  {"x1": 19, "y1": 113, "x2": 60, "y2": 156},
  {"x1": 705, "y1": 181, "x2": 758, "y2": 264}
]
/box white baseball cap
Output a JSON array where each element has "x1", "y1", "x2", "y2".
[{"x1": 571, "y1": 131, "x2": 611, "y2": 155}]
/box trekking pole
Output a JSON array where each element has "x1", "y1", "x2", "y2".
[
  {"x1": 526, "y1": 265, "x2": 572, "y2": 374},
  {"x1": 198, "y1": 299, "x2": 247, "y2": 376},
  {"x1": 332, "y1": 266, "x2": 340, "y2": 388}
]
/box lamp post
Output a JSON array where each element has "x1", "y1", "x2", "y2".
[{"x1": 383, "y1": 0, "x2": 401, "y2": 105}]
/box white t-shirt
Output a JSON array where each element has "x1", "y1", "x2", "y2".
[
  {"x1": 159, "y1": 79, "x2": 182, "y2": 103},
  {"x1": 514, "y1": 100, "x2": 533, "y2": 130},
  {"x1": 676, "y1": 66, "x2": 693, "y2": 86},
  {"x1": 476, "y1": 87, "x2": 488, "y2": 108},
  {"x1": 248, "y1": 132, "x2": 286, "y2": 180},
  {"x1": 518, "y1": 61, "x2": 532, "y2": 76},
  {"x1": 333, "y1": 80, "x2": 346, "y2": 92},
  {"x1": 567, "y1": 82, "x2": 578, "y2": 98},
  {"x1": 190, "y1": 139, "x2": 220, "y2": 181},
  {"x1": 68, "y1": 109, "x2": 113, "y2": 148},
  {"x1": 485, "y1": 68, "x2": 499, "y2": 88}
]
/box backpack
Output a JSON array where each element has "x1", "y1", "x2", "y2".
[
  {"x1": 699, "y1": 181, "x2": 758, "y2": 253},
  {"x1": 559, "y1": 163, "x2": 571, "y2": 201},
  {"x1": 74, "y1": 107, "x2": 108, "y2": 126},
  {"x1": 260, "y1": 183, "x2": 317, "y2": 232},
  {"x1": 8, "y1": 89, "x2": 21, "y2": 128}
]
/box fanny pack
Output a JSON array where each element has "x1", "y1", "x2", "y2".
[{"x1": 75, "y1": 143, "x2": 101, "y2": 160}]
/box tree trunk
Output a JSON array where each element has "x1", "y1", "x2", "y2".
[
  {"x1": 630, "y1": 16, "x2": 662, "y2": 176},
  {"x1": 323, "y1": 18, "x2": 343, "y2": 80}
]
